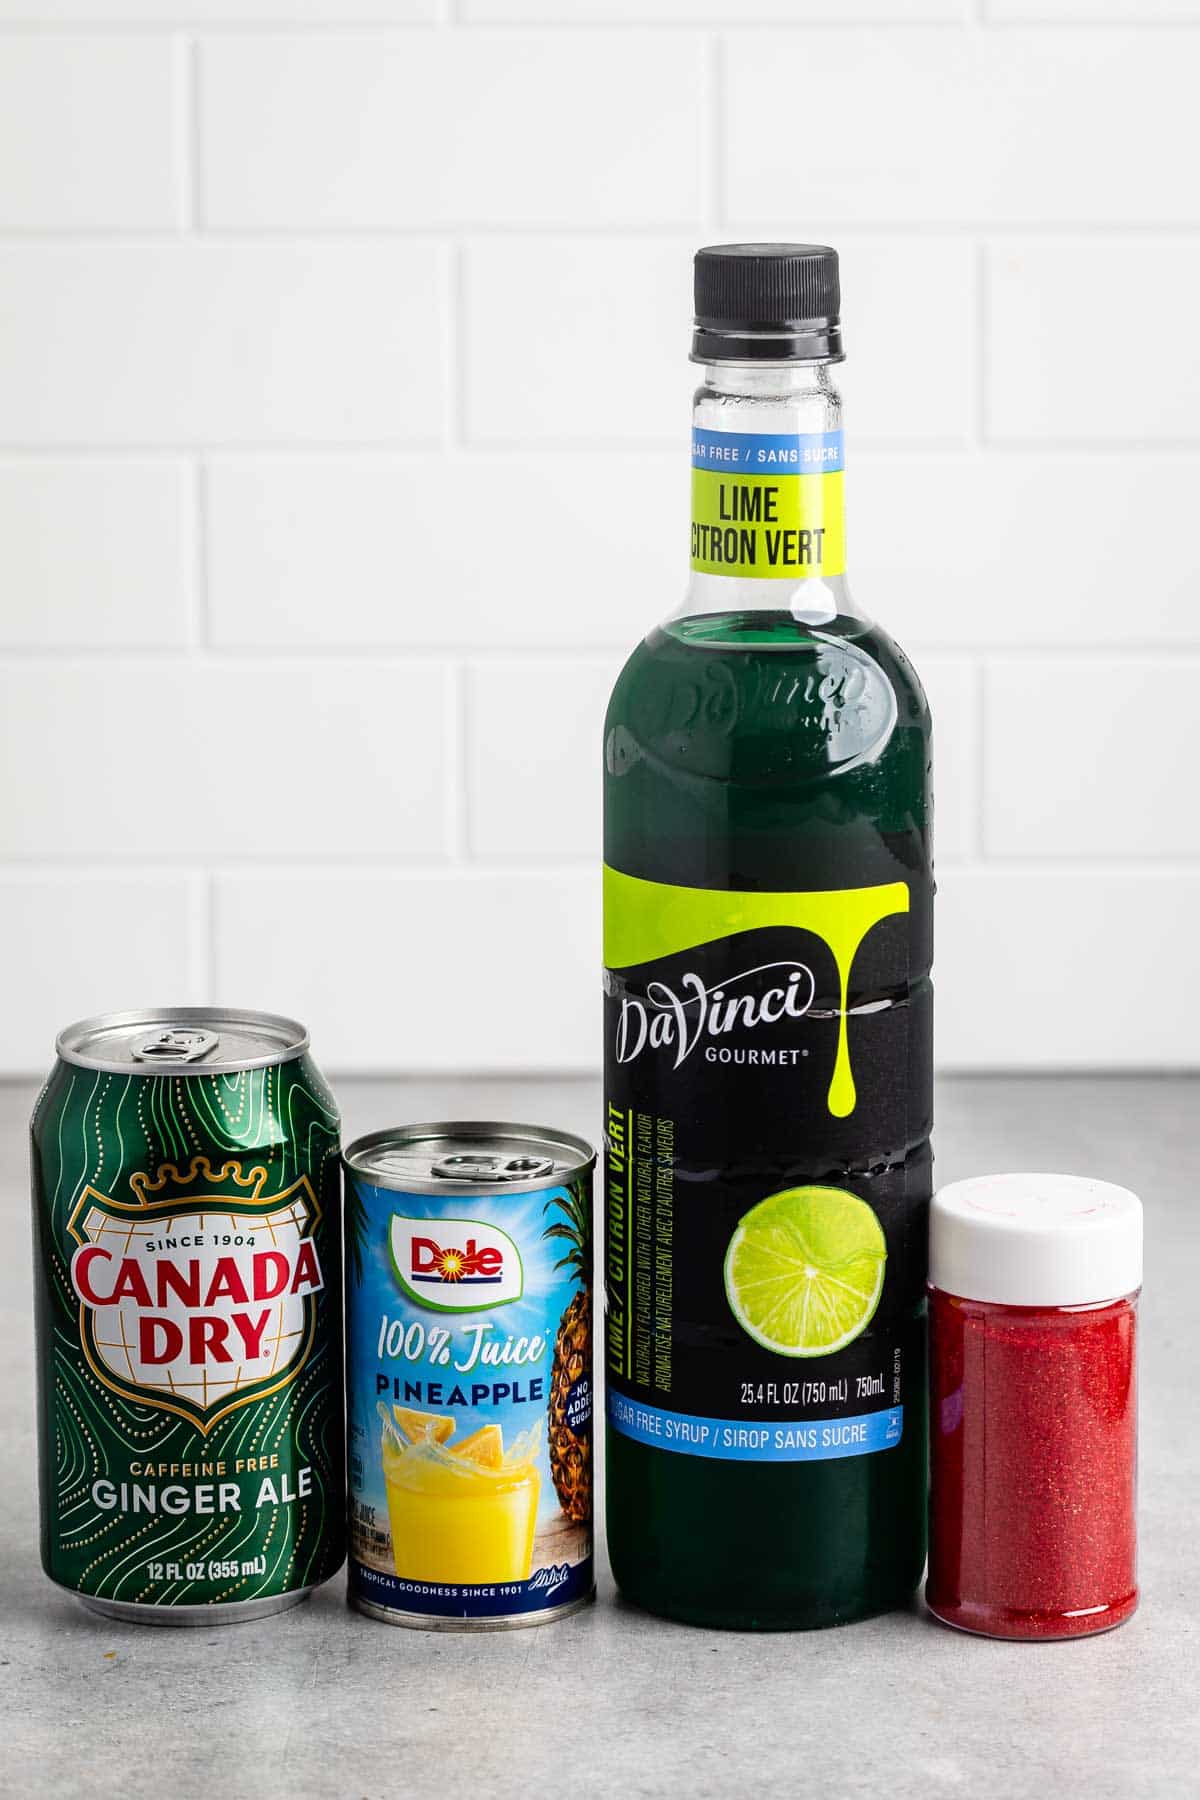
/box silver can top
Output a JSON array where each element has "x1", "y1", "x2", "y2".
[
  {"x1": 343, "y1": 1120, "x2": 595, "y2": 1195},
  {"x1": 56, "y1": 1007, "x2": 310, "y2": 1076}
]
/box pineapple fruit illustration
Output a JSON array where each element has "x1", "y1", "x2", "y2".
[{"x1": 542, "y1": 1181, "x2": 591, "y2": 1525}]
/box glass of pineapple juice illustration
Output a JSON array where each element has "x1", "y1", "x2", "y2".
[{"x1": 380, "y1": 1406, "x2": 541, "y2": 1584}]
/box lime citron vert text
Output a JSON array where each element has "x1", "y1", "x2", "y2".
[{"x1": 690, "y1": 465, "x2": 846, "y2": 579}]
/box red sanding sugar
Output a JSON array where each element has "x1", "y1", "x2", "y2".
[
  {"x1": 927, "y1": 1291, "x2": 1137, "y2": 1638},
  {"x1": 926, "y1": 1174, "x2": 1141, "y2": 1641}
]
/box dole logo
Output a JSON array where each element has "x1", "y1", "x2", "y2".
[
  {"x1": 390, "y1": 1215, "x2": 523, "y2": 1313},
  {"x1": 67, "y1": 1155, "x2": 325, "y2": 1434}
]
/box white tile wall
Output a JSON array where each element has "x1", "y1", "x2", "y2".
[
  {"x1": 215, "y1": 870, "x2": 598, "y2": 1072},
  {"x1": 207, "y1": 455, "x2": 684, "y2": 651},
  {"x1": 0, "y1": 875, "x2": 205, "y2": 1062},
  {"x1": 0, "y1": 38, "x2": 177, "y2": 231},
  {"x1": 851, "y1": 455, "x2": 1200, "y2": 646},
  {"x1": 832, "y1": 240, "x2": 975, "y2": 447},
  {"x1": 984, "y1": 659, "x2": 1200, "y2": 858},
  {"x1": 986, "y1": 1, "x2": 1200, "y2": 17},
  {"x1": 724, "y1": 31, "x2": 1200, "y2": 226},
  {"x1": 920, "y1": 659, "x2": 978, "y2": 866},
  {"x1": 938, "y1": 869, "x2": 1200, "y2": 1067},
  {"x1": 466, "y1": 3, "x2": 966, "y2": 18},
  {"x1": 0, "y1": 9, "x2": 1197, "y2": 1075},
  {"x1": 986, "y1": 244, "x2": 1200, "y2": 442},
  {"x1": 0, "y1": 661, "x2": 451, "y2": 859},
  {"x1": 462, "y1": 239, "x2": 692, "y2": 445},
  {"x1": 0, "y1": 244, "x2": 446, "y2": 446},
  {"x1": 465, "y1": 657, "x2": 622, "y2": 861},
  {"x1": 0, "y1": 463, "x2": 189, "y2": 647},
  {"x1": 0, "y1": 3, "x2": 437, "y2": 15},
  {"x1": 200, "y1": 34, "x2": 705, "y2": 230}
]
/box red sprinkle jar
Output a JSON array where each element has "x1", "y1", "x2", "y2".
[{"x1": 927, "y1": 1174, "x2": 1141, "y2": 1640}]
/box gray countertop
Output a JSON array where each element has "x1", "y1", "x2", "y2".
[{"x1": 2, "y1": 1074, "x2": 1196, "y2": 1800}]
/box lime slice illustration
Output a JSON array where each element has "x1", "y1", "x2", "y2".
[{"x1": 724, "y1": 1185, "x2": 887, "y2": 1358}]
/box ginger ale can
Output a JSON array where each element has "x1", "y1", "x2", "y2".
[
  {"x1": 343, "y1": 1122, "x2": 595, "y2": 1629},
  {"x1": 31, "y1": 1008, "x2": 345, "y2": 1625}
]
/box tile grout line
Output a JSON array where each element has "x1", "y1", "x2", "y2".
[
  {"x1": 972, "y1": 238, "x2": 988, "y2": 448},
  {"x1": 0, "y1": 19, "x2": 994, "y2": 35},
  {"x1": 180, "y1": 457, "x2": 208, "y2": 650},
  {"x1": 446, "y1": 662, "x2": 470, "y2": 864},
  {"x1": 447, "y1": 239, "x2": 468, "y2": 450},
  {"x1": 8, "y1": 17, "x2": 1200, "y2": 32},
  {"x1": 195, "y1": 457, "x2": 212, "y2": 647},
  {"x1": 974, "y1": 659, "x2": 988, "y2": 863},
  {"x1": 10, "y1": 224, "x2": 1200, "y2": 242},
  {"x1": 4, "y1": 855, "x2": 1200, "y2": 880},
  {"x1": 703, "y1": 33, "x2": 723, "y2": 233},
  {"x1": 8, "y1": 442, "x2": 1200, "y2": 460},
  {"x1": 6, "y1": 644, "x2": 1200, "y2": 662},
  {"x1": 7, "y1": 224, "x2": 1200, "y2": 241},
  {"x1": 198, "y1": 871, "x2": 217, "y2": 1008},
  {"x1": 171, "y1": 31, "x2": 195, "y2": 234},
  {"x1": 188, "y1": 34, "x2": 205, "y2": 234}
]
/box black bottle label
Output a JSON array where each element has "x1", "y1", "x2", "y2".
[{"x1": 603, "y1": 865, "x2": 926, "y2": 1465}]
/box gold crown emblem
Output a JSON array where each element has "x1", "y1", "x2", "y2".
[{"x1": 129, "y1": 1155, "x2": 270, "y2": 1207}]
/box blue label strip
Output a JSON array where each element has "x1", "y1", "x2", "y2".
[
  {"x1": 691, "y1": 428, "x2": 845, "y2": 474},
  {"x1": 350, "y1": 1558, "x2": 593, "y2": 1620},
  {"x1": 608, "y1": 1393, "x2": 902, "y2": 1462}
]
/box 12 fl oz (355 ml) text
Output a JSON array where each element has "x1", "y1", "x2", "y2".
[{"x1": 145, "y1": 1556, "x2": 268, "y2": 1582}]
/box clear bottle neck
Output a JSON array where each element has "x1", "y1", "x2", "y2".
[
  {"x1": 695, "y1": 358, "x2": 844, "y2": 424},
  {"x1": 679, "y1": 358, "x2": 864, "y2": 631}
]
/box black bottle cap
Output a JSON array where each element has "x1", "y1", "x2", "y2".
[{"x1": 692, "y1": 242, "x2": 843, "y2": 364}]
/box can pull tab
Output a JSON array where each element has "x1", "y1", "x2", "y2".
[
  {"x1": 133, "y1": 1027, "x2": 220, "y2": 1064},
  {"x1": 431, "y1": 1152, "x2": 555, "y2": 1183}
]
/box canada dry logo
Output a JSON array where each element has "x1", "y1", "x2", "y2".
[
  {"x1": 67, "y1": 1155, "x2": 325, "y2": 1433},
  {"x1": 389, "y1": 1214, "x2": 524, "y2": 1313}
]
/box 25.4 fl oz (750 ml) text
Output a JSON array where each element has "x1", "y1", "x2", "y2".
[{"x1": 739, "y1": 1379, "x2": 851, "y2": 1407}]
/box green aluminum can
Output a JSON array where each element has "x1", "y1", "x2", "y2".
[{"x1": 31, "y1": 1008, "x2": 345, "y2": 1625}]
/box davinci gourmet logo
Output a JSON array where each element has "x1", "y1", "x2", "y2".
[
  {"x1": 389, "y1": 1215, "x2": 524, "y2": 1313},
  {"x1": 604, "y1": 868, "x2": 911, "y2": 1119},
  {"x1": 614, "y1": 960, "x2": 818, "y2": 1070},
  {"x1": 67, "y1": 1155, "x2": 324, "y2": 1433}
]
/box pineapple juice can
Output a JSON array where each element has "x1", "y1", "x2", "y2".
[
  {"x1": 31, "y1": 1009, "x2": 345, "y2": 1624},
  {"x1": 343, "y1": 1122, "x2": 595, "y2": 1629}
]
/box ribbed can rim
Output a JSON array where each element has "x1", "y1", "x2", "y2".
[
  {"x1": 343, "y1": 1120, "x2": 596, "y2": 1195},
  {"x1": 55, "y1": 1006, "x2": 310, "y2": 1075}
]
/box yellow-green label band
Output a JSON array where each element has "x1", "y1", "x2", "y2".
[
  {"x1": 603, "y1": 865, "x2": 907, "y2": 1120},
  {"x1": 690, "y1": 427, "x2": 846, "y2": 581}
]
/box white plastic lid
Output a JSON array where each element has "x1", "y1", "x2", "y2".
[{"x1": 930, "y1": 1173, "x2": 1143, "y2": 1308}]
